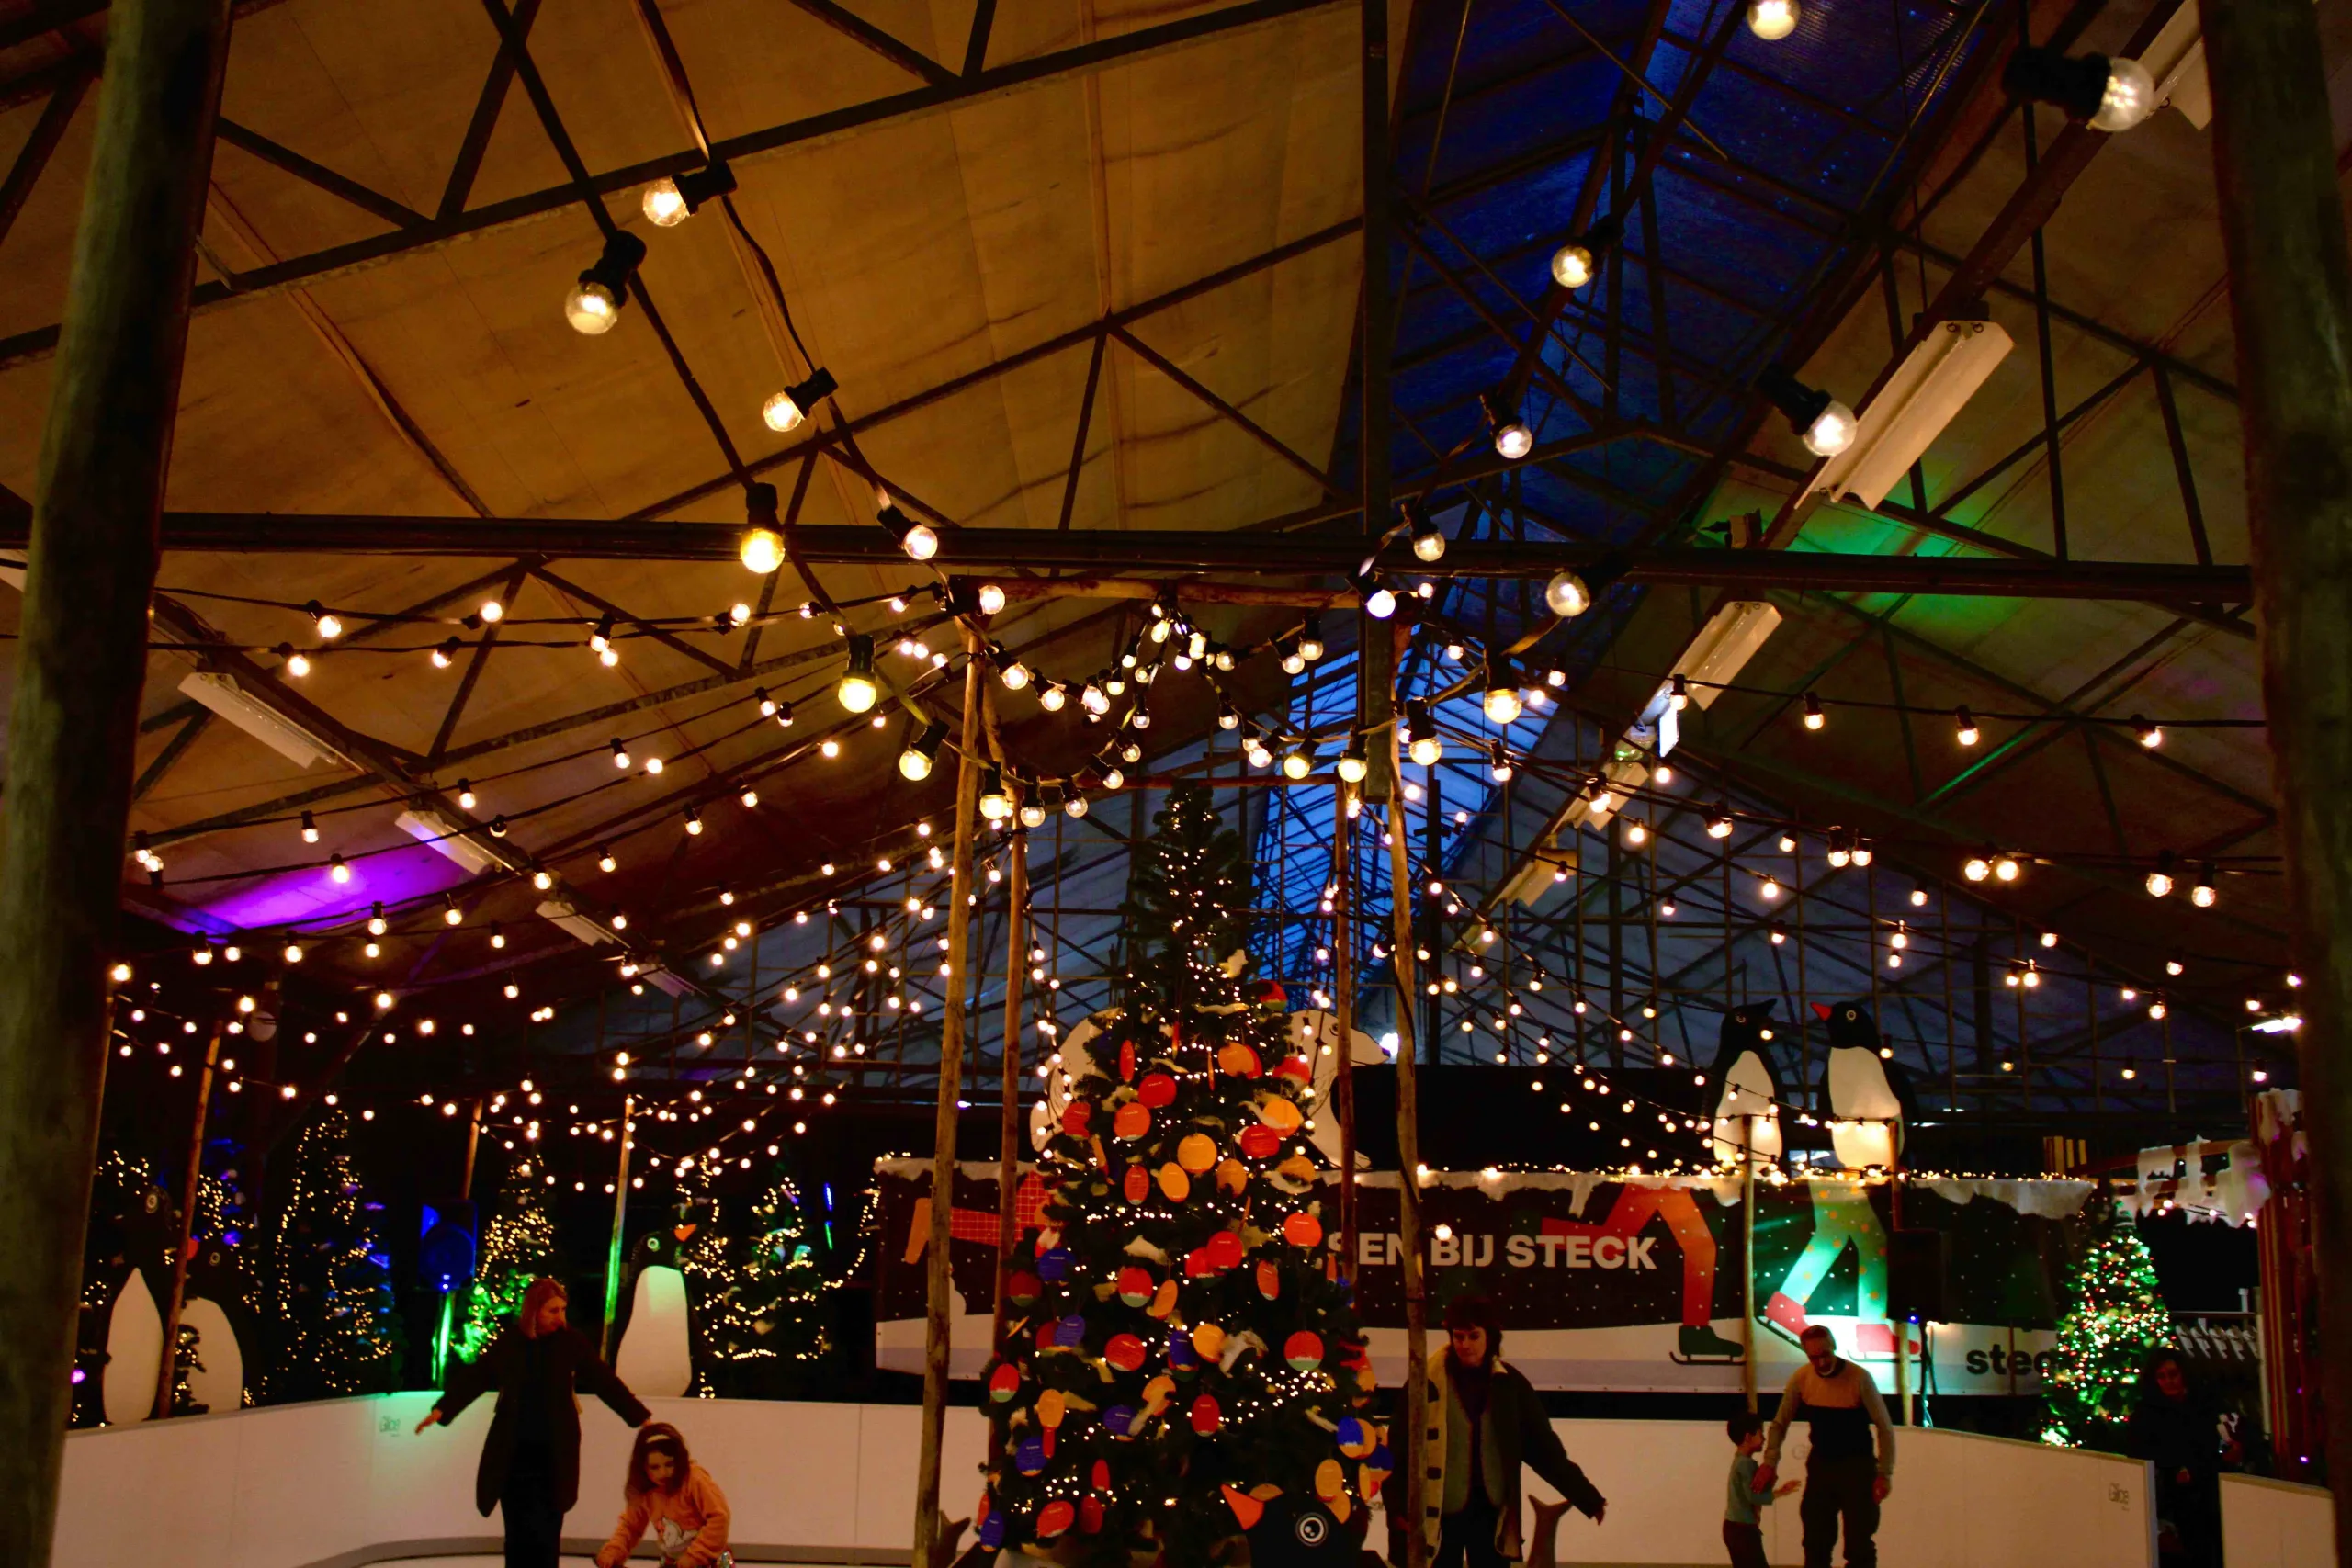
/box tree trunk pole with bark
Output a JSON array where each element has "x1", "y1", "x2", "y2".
[
  {"x1": 0, "y1": 0, "x2": 230, "y2": 1554},
  {"x1": 2201, "y1": 0, "x2": 2352, "y2": 1548}
]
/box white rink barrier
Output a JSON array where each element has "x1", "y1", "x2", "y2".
[
  {"x1": 55, "y1": 1397, "x2": 2158, "y2": 1568},
  {"x1": 2221, "y1": 1473, "x2": 2333, "y2": 1568}
]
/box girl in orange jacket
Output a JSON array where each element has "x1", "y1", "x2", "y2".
[{"x1": 595, "y1": 1424, "x2": 731, "y2": 1568}]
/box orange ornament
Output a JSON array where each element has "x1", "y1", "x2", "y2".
[
  {"x1": 1157, "y1": 1163, "x2": 1192, "y2": 1201},
  {"x1": 1112, "y1": 1101, "x2": 1151, "y2": 1140},
  {"x1": 1216, "y1": 1157, "x2": 1249, "y2": 1195},
  {"x1": 1255, "y1": 1259, "x2": 1281, "y2": 1299},
  {"x1": 1176, "y1": 1133, "x2": 1218, "y2": 1173},
  {"x1": 1123, "y1": 1164, "x2": 1150, "y2": 1203},
  {"x1": 1255, "y1": 1095, "x2": 1303, "y2": 1134},
  {"x1": 1283, "y1": 1211, "x2": 1324, "y2": 1248},
  {"x1": 1216, "y1": 1042, "x2": 1263, "y2": 1077},
  {"x1": 1147, "y1": 1278, "x2": 1180, "y2": 1319}
]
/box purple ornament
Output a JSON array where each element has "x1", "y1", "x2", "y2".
[
  {"x1": 1015, "y1": 1436, "x2": 1048, "y2": 1475},
  {"x1": 1038, "y1": 1246, "x2": 1074, "y2": 1281},
  {"x1": 1168, "y1": 1329, "x2": 1202, "y2": 1372},
  {"x1": 978, "y1": 1516, "x2": 1005, "y2": 1549},
  {"x1": 1053, "y1": 1314, "x2": 1087, "y2": 1348},
  {"x1": 1104, "y1": 1404, "x2": 1136, "y2": 1438}
]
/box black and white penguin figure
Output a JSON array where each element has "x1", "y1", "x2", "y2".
[
  {"x1": 1812, "y1": 1000, "x2": 1919, "y2": 1169},
  {"x1": 1705, "y1": 1001, "x2": 1784, "y2": 1165}
]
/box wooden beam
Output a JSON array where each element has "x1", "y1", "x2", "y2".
[
  {"x1": 2203, "y1": 0, "x2": 2352, "y2": 1529},
  {"x1": 0, "y1": 0, "x2": 229, "y2": 1554},
  {"x1": 0, "y1": 71, "x2": 89, "y2": 249}
]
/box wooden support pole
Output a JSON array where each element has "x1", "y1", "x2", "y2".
[
  {"x1": 912, "y1": 628, "x2": 986, "y2": 1567},
  {"x1": 990, "y1": 829, "x2": 1029, "y2": 1348},
  {"x1": 1384, "y1": 723, "x2": 1430, "y2": 1568},
  {"x1": 153, "y1": 1024, "x2": 222, "y2": 1419},
  {"x1": 2201, "y1": 0, "x2": 2352, "y2": 1546},
  {"x1": 0, "y1": 0, "x2": 229, "y2": 1551},
  {"x1": 1332, "y1": 788, "x2": 1359, "y2": 1270},
  {"x1": 601, "y1": 1093, "x2": 634, "y2": 1359},
  {"x1": 1742, "y1": 1114, "x2": 1757, "y2": 1414}
]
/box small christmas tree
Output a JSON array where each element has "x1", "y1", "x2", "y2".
[
  {"x1": 461, "y1": 1156, "x2": 561, "y2": 1360},
  {"x1": 260, "y1": 1109, "x2": 404, "y2": 1401},
  {"x1": 724, "y1": 1163, "x2": 832, "y2": 1381},
  {"x1": 2041, "y1": 1204, "x2": 2173, "y2": 1448},
  {"x1": 673, "y1": 1158, "x2": 739, "y2": 1392},
  {"x1": 977, "y1": 784, "x2": 1382, "y2": 1566}
]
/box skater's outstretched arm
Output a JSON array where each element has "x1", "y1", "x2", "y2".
[
  {"x1": 1518, "y1": 1392, "x2": 1605, "y2": 1520},
  {"x1": 574, "y1": 1334, "x2": 651, "y2": 1427},
  {"x1": 418, "y1": 1330, "x2": 507, "y2": 1430}
]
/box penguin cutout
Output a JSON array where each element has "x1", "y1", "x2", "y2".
[
  {"x1": 613, "y1": 1230, "x2": 693, "y2": 1396},
  {"x1": 101, "y1": 1268, "x2": 164, "y2": 1425},
  {"x1": 1813, "y1": 1001, "x2": 1919, "y2": 1168},
  {"x1": 1283, "y1": 1010, "x2": 1385, "y2": 1169},
  {"x1": 1705, "y1": 1001, "x2": 1785, "y2": 1165},
  {"x1": 178, "y1": 1238, "x2": 257, "y2": 1414}
]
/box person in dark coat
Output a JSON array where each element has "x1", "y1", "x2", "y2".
[
  {"x1": 415, "y1": 1276, "x2": 650, "y2": 1568},
  {"x1": 1385, "y1": 1294, "x2": 1607, "y2": 1568},
  {"x1": 2127, "y1": 1349, "x2": 2234, "y2": 1568}
]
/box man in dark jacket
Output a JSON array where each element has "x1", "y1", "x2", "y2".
[
  {"x1": 415, "y1": 1276, "x2": 650, "y2": 1568},
  {"x1": 2128, "y1": 1350, "x2": 2233, "y2": 1568},
  {"x1": 1387, "y1": 1295, "x2": 1607, "y2": 1567}
]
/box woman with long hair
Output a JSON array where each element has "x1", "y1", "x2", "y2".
[
  {"x1": 595, "y1": 1422, "x2": 733, "y2": 1568},
  {"x1": 414, "y1": 1277, "x2": 650, "y2": 1568}
]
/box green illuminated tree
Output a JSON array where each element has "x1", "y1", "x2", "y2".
[
  {"x1": 2041, "y1": 1206, "x2": 2172, "y2": 1448},
  {"x1": 725, "y1": 1164, "x2": 831, "y2": 1379},
  {"x1": 259, "y1": 1109, "x2": 404, "y2": 1401},
  {"x1": 673, "y1": 1158, "x2": 739, "y2": 1392},
  {"x1": 460, "y1": 1155, "x2": 561, "y2": 1360}
]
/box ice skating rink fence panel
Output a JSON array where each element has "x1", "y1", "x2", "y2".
[
  {"x1": 2221, "y1": 1474, "x2": 2333, "y2": 1567},
  {"x1": 54, "y1": 1397, "x2": 2158, "y2": 1567}
]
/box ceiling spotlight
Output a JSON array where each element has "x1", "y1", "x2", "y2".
[
  {"x1": 1550, "y1": 242, "x2": 1594, "y2": 290},
  {"x1": 2003, "y1": 44, "x2": 2156, "y2": 131},
  {"x1": 564, "y1": 230, "x2": 649, "y2": 335},
  {"x1": 899, "y1": 720, "x2": 947, "y2": 783},
  {"x1": 760, "y1": 365, "x2": 837, "y2": 434},
  {"x1": 640, "y1": 159, "x2": 735, "y2": 226},
  {"x1": 1479, "y1": 389, "x2": 1533, "y2": 459},
  {"x1": 837, "y1": 634, "x2": 879, "y2": 714},
  {"x1": 1756, "y1": 364, "x2": 1856, "y2": 457},
  {"x1": 1747, "y1": 0, "x2": 1799, "y2": 39}
]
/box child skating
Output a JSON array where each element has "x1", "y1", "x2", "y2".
[
  {"x1": 1724, "y1": 1411, "x2": 1800, "y2": 1568},
  {"x1": 595, "y1": 1424, "x2": 732, "y2": 1568}
]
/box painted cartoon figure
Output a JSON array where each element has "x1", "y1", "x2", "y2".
[
  {"x1": 1705, "y1": 1002, "x2": 1786, "y2": 1166},
  {"x1": 1764, "y1": 1003, "x2": 1917, "y2": 1359}
]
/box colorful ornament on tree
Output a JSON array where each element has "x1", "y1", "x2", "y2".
[
  {"x1": 1239, "y1": 1123, "x2": 1283, "y2": 1159},
  {"x1": 1177, "y1": 1133, "x2": 1218, "y2": 1174},
  {"x1": 1106, "y1": 1332, "x2": 1147, "y2": 1372},
  {"x1": 1284, "y1": 1330, "x2": 1324, "y2": 1371},
  {"x1": 1158, "y1": 1163, "x2": 1192, "y2": 1201},
  {"x1": 1113, "y1": 1101, "x2": 1151, "y2": 1140},
  {"x1": 989, "y1": 1362, "x2": 1022, "y2": 1402},
  {"x1": 1283, "y1": 1212, "x2": 1324, "y2": 1249},
  {"x1": 1122, "y1": 1165, "x2": 1149, "y2": 1203},
  {"x1": 1137, "y1": 1072, "x2": 1177, "y2": 1108},
  {"x1": 1115, "y1": 1267, "x2": 1154, "y2": 1307},
  {"x1": 1218, "y1": 1042, "x2": 1263, "y2": 1077},
  {"x1": 1191, "y1": 1393, "x2": 1221, "y2": 1434}
]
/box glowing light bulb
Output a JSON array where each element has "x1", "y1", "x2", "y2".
[
  {"x1": 1039, "y1": 683, "x2": 1067, "y2": 713},
  {"x1": 286, "y1": 650, "x2": 311, "y2": 677},
  {"x1": 642, "y1": 178, "x2": 689, "y2": 226},
  {"x1": 1544, "y1": 570, "x2": 1591, "y2": 619},
  {"x1": 1409, "y1": 735, "x2": 1442, "y2": 767},
  {"x1": 329, "y1": 854, "x2": 350, "y2": 884},
  {"x1": 1550, "y1": 243, "x2": 1594, "y2": 289},
  {"x1": 1363, "y1": 583, "x2": 1396, "y2": 619},
  {"x1": 740, "y1": 527, "x2": 785, "y2": 574},
  {"x1": 1804, "y1": 401, "x2": 1858, "y2": 457},
  {"x1": 1747, "y1": 0, "x2": 1798, "y2": 39},
  {"x1": 2091, "y1": 57, "x2": 2157, "y2": 131},
  {"x1": 1282, "y1": 747, "x2": 1313, "y2": 780},
  {"x1": 1955, "y1": 705, "x2": 1979, "y2": 746},
  {"x1": 564, "y1": 279, "x2": 620, "y2": 334},
  {"x1": 1484, "y1": 683, "x2": 1523, "y2": 725},
  {"x1": 480, "y1": 599, "x2": 504, "y2": 624},
  {"x1": 901, "y1": 521, "x2": 938, "y2": 560},
  {"x1": 977, "y1": 583, "x2": 1007, "y2": 615},
  {"x1": 1001, "y1": 660, "x2": 1031, "y2": 691}
]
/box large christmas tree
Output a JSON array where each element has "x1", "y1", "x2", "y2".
[
  {"x1": 977, "y1": 784, "x2": 1383, "y2": 1566},
  {"x1": 260, "y1": 1108, "x2": 404, "y2": 1401},
  {"x1": 724, "y1": 1163, "x2": 831, "y2": 1381},
  {"x1": 460, "y1": 1156, "x2": 561, "y2": 1360},
  {"x1": 2041, "y1": 1205, "x2": 2173, "y2": 1448}
]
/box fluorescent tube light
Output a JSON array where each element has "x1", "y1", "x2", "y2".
[{"x1": 1811, "y1": 319, "x2": 2014, "y2": 510}]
